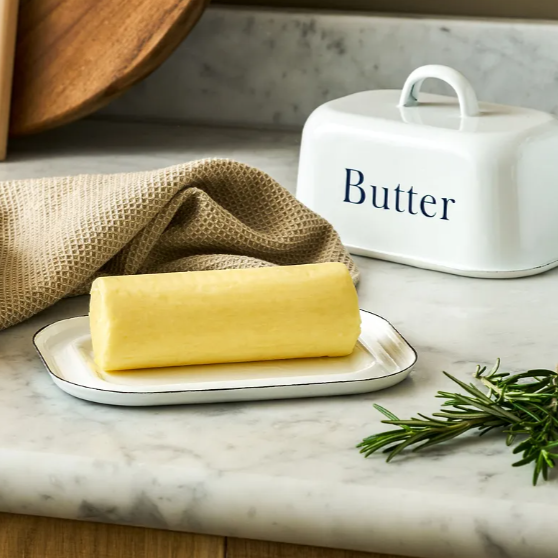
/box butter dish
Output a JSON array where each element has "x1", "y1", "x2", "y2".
[
  {"x1": 297, "y1": 64, "x2": 558, "y2": 278},
  {"x1": 33, "y1": 310, "x2": 417, "y2": 406}
]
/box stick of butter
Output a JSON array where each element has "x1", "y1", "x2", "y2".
[{"x1": 90, "y1": 263, "x2": 361, "y2": 371}]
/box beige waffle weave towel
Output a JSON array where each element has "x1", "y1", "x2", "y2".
[{"x1": 0, "y1": 158, "x2": 358, "y2": 330}]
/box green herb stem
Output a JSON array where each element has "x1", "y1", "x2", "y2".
[{"x1": 357, "y1": 360, "x2": 558, "y2": 485}]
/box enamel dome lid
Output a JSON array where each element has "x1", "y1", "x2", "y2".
[
  {"x1": 296, "y1": 64, "x2": 558, "y2": 278},
  {"x1": 322, "y1": 65, "x2": 555, "y2": 135}
]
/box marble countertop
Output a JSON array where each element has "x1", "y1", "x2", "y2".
[{"x1": 1, "y1": 121, "x2": 558, "y2": 558}]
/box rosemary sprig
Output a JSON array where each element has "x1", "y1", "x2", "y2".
[{"x1": 357, "y1": 360, "x2": 558, "y2": 485}]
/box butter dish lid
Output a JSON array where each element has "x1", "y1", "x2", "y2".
[{"x1": 320, "y1": 65, "x2": 555, "y2": 134}]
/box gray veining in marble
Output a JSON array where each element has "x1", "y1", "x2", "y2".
[
  {"x1": 1, "y1": 121, "x2": 558, "y2": 558},
  {"x1": 101, "y1": 6, "x2": 558, "y2": 130}
]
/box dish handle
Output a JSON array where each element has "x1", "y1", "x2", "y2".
[{"x1": 398, "y1": 64, "x2": 480, "y2": 118}]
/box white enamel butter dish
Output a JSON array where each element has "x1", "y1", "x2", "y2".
[
  {"x1": 297, "y1": 65, "x2": 558, "y2": 278},
  {"x1": 33, "y1": 310, "x2": 416, "y2": 407}
]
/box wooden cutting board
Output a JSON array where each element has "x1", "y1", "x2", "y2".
[{"x1": 10, "y1": 0, "x2": 209, "y2": 136}]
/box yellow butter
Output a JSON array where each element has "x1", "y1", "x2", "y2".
[{"x1": 90, "y1": 263, "x2": 361, "y2": 371}]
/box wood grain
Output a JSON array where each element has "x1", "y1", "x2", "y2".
[
  {"x1": 10, "y1": 0, "x2": 209, "y2": 136},
  {"x1": 0, "y1": 512, "x2": 225, "y2": 558},
  {"x1": 226, "y1": 538, "x2": 410, "y2": 558},
  {"x1": 0, "y1": 0, "x2": 18, "y2": 159},
  {"x1": 216, "y1": 0, "x2": 558, "y2": 20}
]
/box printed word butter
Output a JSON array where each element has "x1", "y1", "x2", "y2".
[{"x1": 343, "y1": 168, "x2": 456, "y2": 221}]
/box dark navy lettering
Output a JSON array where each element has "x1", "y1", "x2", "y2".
[
  {"x1": 420, "y1": 195, "x2": 437, "y2": 218},
  {"x1": 407, "y1": 187, "x2": 418, "y2": 215},
  {"x1": 342, "y1": 168, "x2": 455, "y2": 221},
  {"x1": 441, "y1": 198, "x2": 456, "y2": 221},
  {"x1": 344, "y1": 168, "x2": 366, "y2": 204},
  {"x1": 394, "y1": 185, "x2": 405, "y2": 213},
  {"x1": 370, "y1": 185, "x2": 389, "y2": 210}
]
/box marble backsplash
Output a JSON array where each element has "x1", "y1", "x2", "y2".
[{"x1": 100, "y1": 6, "x2": 558, "y2": 129}]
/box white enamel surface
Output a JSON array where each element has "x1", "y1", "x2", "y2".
[
  {"x1": 2, "y1": 121, "x2": 558, "y2": 558},
  {"x1": 33, "y1": 312, "x2": 416, "y2": 407},
  {"x1": 399, "y1": 65, "x2": 480, "y2": 118},
  {"x1": 297, "y1": 67, "x2": 558, "y2": 277}
]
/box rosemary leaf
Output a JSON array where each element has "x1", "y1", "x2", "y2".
[{"x1": 358, "y1": 361, "x2": 558, "y2": 486}]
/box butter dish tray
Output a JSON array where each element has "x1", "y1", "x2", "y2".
[{"x1": 33, "y1": 310, "x2": 417, "y2": 406}]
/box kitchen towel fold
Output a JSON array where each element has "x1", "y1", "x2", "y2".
[{"x1": 0, "y1": 158, "x2": 358, "y2": 330}]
